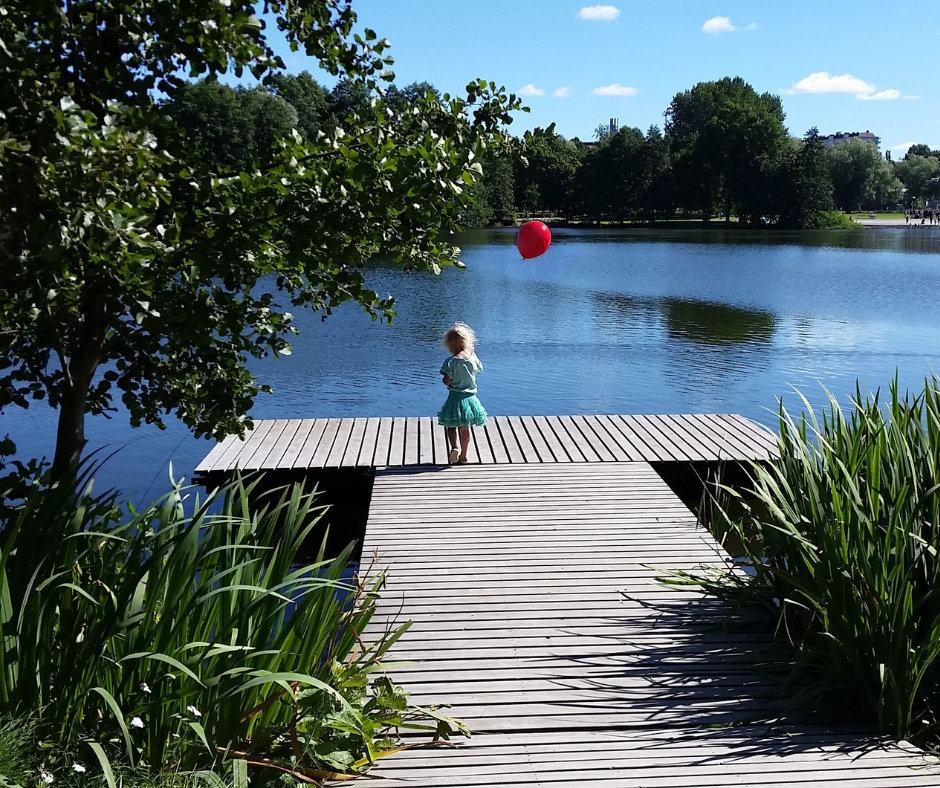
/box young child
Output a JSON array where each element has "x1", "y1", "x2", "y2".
[{"x1": 437, "y1": 322, "x2": 487, "y2": 464}]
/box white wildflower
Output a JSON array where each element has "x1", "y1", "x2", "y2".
[
  {"x1": 72, "y1": 763, "x2": 86, "y2": 773},
  {"x1": 140, "y1": 682, "x2": 151, "y2": 694},
  {"x1": 186, "y1": 705, "x2": 202, "y2": 718},
  {"x1": 131, "y1": 716, "x2": 145, "y2": 729},
  {"x1": 40, "y1": 770, "x2": 54, "y2": 785}
]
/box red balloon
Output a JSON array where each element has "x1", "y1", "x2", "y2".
[{"x1": 517, "y1": 221, "x2": 552, "y2": 260}]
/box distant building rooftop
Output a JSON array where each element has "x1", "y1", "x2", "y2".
[{"x1": 821, "y1": 131, "x2": 880, "y2": 151}]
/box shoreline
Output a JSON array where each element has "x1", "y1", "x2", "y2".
[
  {"x1": 499, "y1": 218, "x2": 939, "y2": 231},
  {"x1": 854, "y1": 218, "x2": 940, "y2": 229}
]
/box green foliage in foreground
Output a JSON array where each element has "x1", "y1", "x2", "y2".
[
  {"x1": 0, "y1": 475, "x2": 463, "y2": 786},
  {"x1": 675, "y1": 378, "x2": 940, "y2": 746}
]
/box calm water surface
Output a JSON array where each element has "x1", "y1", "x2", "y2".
[{"x1": 5, "y1": 227, "x2": 940, "y2": 502}]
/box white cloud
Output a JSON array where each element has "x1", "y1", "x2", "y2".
[
  {"x1": 518, "y1": 84, "x2": 545, "y2": 97},
  {"x1": 553, "y1": 87, "x2": 572, "y2": 98},
  {"x1": 788, "y1": 72, "x2": 875, "y2": 95},
  {"x1": 892, "y1": 142, "x2": 916, "y2": 151},
  {"x1": 592, "y1": 83, "x2": 638, "y2": 97},
  {"x1": 579, "y1": 5, "x2": 620, "y2": 20},
  {"x1": 703, "y1": 16, "x2": 735, "y2": 34},
  {"x1": 858, "y1": 88, "x2": 901, "y2": 101},
  {"x1": 785, "y1": 71, "x2": 908, "y2": 100},
  {"x1": 703, "y1": 17, "x2": 756, "y2": 34}
]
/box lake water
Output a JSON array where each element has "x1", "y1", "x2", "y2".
[{"x1": 4, "y1": 227, "x2": 940, "y2": 503}]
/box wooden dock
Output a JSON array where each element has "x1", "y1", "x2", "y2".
[
  {"x1": 194, "y1": 413, "x2": 778, "y2": 480},
  {"x1": 355, "y1": 463, "x2": 940, "y2": 786}
]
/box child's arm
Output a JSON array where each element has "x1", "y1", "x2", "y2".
[{"x1": 442, "y1": 374, "x2": 451, "y2": 386}]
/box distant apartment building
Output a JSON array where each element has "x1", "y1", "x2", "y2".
[{"x1": 820, "y1": 131, "x2": 881, "y2": 152}]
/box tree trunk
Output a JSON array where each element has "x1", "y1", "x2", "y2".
[{"x1": 51, "y1": 292, "x2": 109, "y2": 481}]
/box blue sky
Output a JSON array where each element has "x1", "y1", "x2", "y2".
[{"x1": 267, "y1": 1, "x2": 938, "y2": 154}]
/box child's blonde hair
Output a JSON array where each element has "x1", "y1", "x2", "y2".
[{"x1": 443, "y1": 322, "x2": 476, "y2": 355}]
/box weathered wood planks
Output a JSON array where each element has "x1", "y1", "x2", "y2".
[
  {"x1": 350, "y1": 462, "x2": 940, "y2": 787},
  {"x1": 194, "y1": 413, "x2": 779, "y2": 477}
]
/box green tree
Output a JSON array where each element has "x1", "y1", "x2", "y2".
[
  {"x1": 269, "y1": 70, "x2": 333, "y2": 140},
  {"x1": 386, "y1": 81, "x2": 442, "y2": 114},
  {"x1": 827, "y1": 138, "x2": 882, "y2": 211},
  {"x1": 513, "y1": 124, "x2": 582, "y2": 215},
  {"x1": 774, "y1": 128, "x2": 833, "y2": 229},
  {"x1": 895, "y1": 155, "x2": 940, "y2": 205},
  {"x1": 479, "y1": 150, "x2": 516, "y2": 225},
  {"x1": 328, "y1": 76, "x2": 373, "y2": 128},
  {"x1": 870, "y1": 157, "x2": 903, "y2": 208},
  {"x1": 163, "y1": 81, "x2": 299, "y2": 171},
  {"x1": 162, "y1": 80, "x2": 254, "y2": 171},
  {"x1": 237, "y1": 85, "x2": 299, "y2": 156},
  {"x1": 666, "y1": 77, "x2": 788, "y2": 223},
  {"x1": 570, "y1": 145, "x2": 606, "y2": 223},
  {"x1": 640, "y1": 126, "x2": 675, "y2": 222},
  {"x1": 903, "y1": 143, "x2": 938, "y2": 160},
  {"x1": 0, "y1": 0, "x2": 518, "y2": 478}
]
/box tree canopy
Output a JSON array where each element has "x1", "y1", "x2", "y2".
[
  {"x1": 827, "y1": 138, "x2": 884, "y2": 211},
  {"x1": 896, "y1": 155, "x2": 940, "y2": 205},
  {"x1": 666, "y1": 77, "x2": 789, "y2": 223},
  {"x1": 0, "y1": 0, "x2": 518, "y2": 477}
]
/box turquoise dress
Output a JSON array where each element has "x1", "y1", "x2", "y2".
[{"x1": 437, "y1": 354, "x2": 488, "y2": 427}]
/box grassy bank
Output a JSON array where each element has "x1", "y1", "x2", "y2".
[
  {"x1": 0, "y1": 473, "x2": 461, "y2": 786},
  {"x1": 679, "y1": 378, "x2": 940, "y2": 748}
]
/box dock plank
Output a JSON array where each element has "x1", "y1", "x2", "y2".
[
  {"x1": 570, "y1": 414, "x2": 618, "y2": 461},
  {"x1": 372, "y1": 418, "x2": 392, "y2": 466},
  {"x1": 307, "y1": 418, "x2": 340, "y2": 468},
  {"x1": 242, "y1": 419, "x2": 288, "y2": 470},
  {"x1": 291, "y1": 419, "x2": 329, "y2": 469},
  {"x1": 280, "y1": 420, "x2": 314, "y2": 469},
  {"x1": 517, "y1": 416, "x2": 553, "y2": 461},
  {"x1": 418, "y1": 416, "x2": 435, "y2": 465},
  {"x1": 634, "y1": 413, "x2": 695, "y2": 461},
  {"x1": 722, "y1": 413, "x2": 780, "y2": 457},
  {"x1": 608, "y1": 415, "x2": 670, "y2": 461},
  {"x1": 324, "y1": 418, "x2": 354, "y2": 468},
  {"x1": 494, "y1": 416, "x2": 525, "y2": 463},
  {"x1": 404, "y1": 416, "x2": 420, "y2": 466},
  {"x1": 195, "y1": 434, "x2": 237, "y2": 474},
  {"x1": 356, "y1": 462, "x2": 938, "y2": 786},
  {"x1": 230, "y1": 420, "x2": 274, "y2": 470},
  {"x1": 195, "y1": 413, "x2": 778, "y2": 475},
  {"x1": 340, "y1": 418, "x2": 367, "y2": 467},
  {"x1": 387, "y1": 417, "x2": 407, "y2": 467},
  {"x1": 470, "y1": 424, "x2": 494, "y2": 465},
  {"x1": 261, "y1": 419, "x2": 302, "y2": 469},
  {"x1": 356, "y1": 418, "x2": 380, "y2": 467},
  {"x1": 199, "y1": 434, "x2": 243, "y2": 474},
  {"x1": 691, "y1": 413, "x2": 758, "y2": 458},
  {"x1": 431, "y1": 419, "x2": 449, "y2": 464},
  {"x1": 531, "y1": 416, "x2": 570, "y2": 461}
]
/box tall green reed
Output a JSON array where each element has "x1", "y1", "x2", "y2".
[
  {"x1": 674, "y1": 377, "x2": 940, "y2": 745},
  {"x1": 0, "y1": 472, "x2": 461, "y2": 785}
]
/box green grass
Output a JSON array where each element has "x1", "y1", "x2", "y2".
[
  {"x1": 849, "y1": 211, "x2": 905, "y2": 220},
  {"x1": 819, "y1": 211, "x2": 858, "y2": 229},
  {"x1": 671, "y1": 377, "x2": 940, "y2": 747},
  {"x1": 0, "y1": 473, "x2": 463, "y2": 786}
]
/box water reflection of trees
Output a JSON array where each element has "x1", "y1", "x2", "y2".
[
  {"x1": 595, "y1": 293, "x2": 777, "y2": 347},
  {"x1": 462, "y1": 227, "x2": 940, "y2": 256}
]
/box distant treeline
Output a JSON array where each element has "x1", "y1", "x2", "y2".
[{"x1": 162, "y1": 75, "x2": 940, "y2": 229}]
